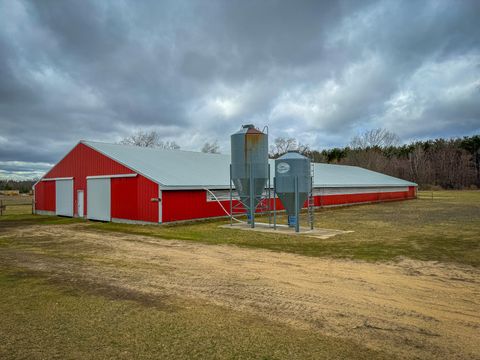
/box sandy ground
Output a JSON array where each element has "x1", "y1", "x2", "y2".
[
  {"x1": 1, "y1": 224, "x2": 479, "y2": 359},
  {"x1": 220, "y1": 222, "x2": 353, "y2": 239}
]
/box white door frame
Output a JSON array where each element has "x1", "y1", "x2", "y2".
[
  {"x1": 77, "y1": 190, "x2": 84, "y2": 217},
  {"x1": 158, "y1": 187, "x2": 162, "y2": 223}
]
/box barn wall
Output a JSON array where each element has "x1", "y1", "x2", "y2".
[
  {"x1": 111, "y1": 176, "x2": 159, "y2": 222},
  {"x1": 34, "y1": 181, "x2": 55, "y2": 212},
  {"x1": 161, "y1": 186, "x2": 417, "y2": 223},
  {"x1": 312, "y1": 188, "x2": 414, "y2": 207},
  {"x1": 36, "y1": 143, "x2": 159, "y2": 222},
  {"x1": 161, "y1": 190, "x2": 231, "y2": 222}
]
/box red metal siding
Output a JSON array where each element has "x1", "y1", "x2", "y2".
[
  {"x1": 408, "y1": 186, "x2": 417, "y2": 198},
  {"x1": 162, "y1": 188, "x2": 417, "y2": 223},
  {"x1": 34, "y1": 181, "x2": 55, "y2": 211},
  {"x1": 161, "y1": 190, "x2": 227, "y2": 222},
  {"x1": 111, "y1": 176, "x2": 158, "y2": 222},
  {"x1": 39, "y1": 143, "x2": 158, "y2": 222},
  {"x1": 315, "y1": 191, "x2": 409, "y2": 207}
]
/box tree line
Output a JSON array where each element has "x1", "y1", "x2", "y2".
[
  {"x1": 122, "y1": 129, "x2": 480, "y2": 189},
  {"x1": 0, "y1": 179, "x2": 36, "y2": 193},
  {"x1": 270, "y1": 129, "x2": 480, "y2": 190},
  {"x1": 3, "y1": 129, "x2": 476, "y2": 190}
]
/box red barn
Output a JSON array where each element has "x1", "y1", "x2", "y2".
[{"x1": 33, "y1": 141, "x2": 417, "y2": 224}]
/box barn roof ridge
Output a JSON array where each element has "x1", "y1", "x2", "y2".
[{"x1": 81, "y1": 140, "x2": 227, "y2": 156}]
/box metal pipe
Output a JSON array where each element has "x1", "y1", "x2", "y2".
[
  {"x1": 268, "y1": 163, "x2": 271, "y2": 226},
  {"x1": 295, "y1": 175, "x2": 299, "y2": 233},
  {"x1": 249, "y1": 162, "x2": 255, "y2": 228},
  {"x1": 273, "y1": 177, "x2": 277, "y2": 230},
  {"x1": 229, "y1": 164, "x2": 233, "y2": 226},
  {"x1": 308, "y1": 176, "x2": 315, "y2": 230}
]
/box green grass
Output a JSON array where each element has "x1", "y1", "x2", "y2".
[
  {"x1": 2, "y1": 191, "x2": 479, "y2": 266},
  {"x1": 89, "y1": 190, "x2": 480, "y2": 267},
  {"x1": 0, "y1": 195, "x2": 33, "y2": 215},
  {"x1": 0, "y1": 268, "x2": 387, "y2": 360}
]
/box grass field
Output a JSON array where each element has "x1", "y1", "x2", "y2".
[
  {"x1": 0, "y1": 194, "x2": 33, "y2": 215},
  {"x1": 89, "y1": 190, "x2": 480, "y2": 267},
  {"x1": 0, "y1": 191, "x2": 479, "y2": 359}
]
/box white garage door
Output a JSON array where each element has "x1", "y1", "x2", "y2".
[
  {"x1": 55, "y1": 179, "x2": 73, "y2": 217},
  {"x1": 87, "y1": 178, "x2": 111, "y2": 221}
]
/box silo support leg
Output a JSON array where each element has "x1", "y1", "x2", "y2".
[
  {"x1": 295, "y1": 176, "x2": 299, "y2": 233},
  {"x1": 250, "y1": 163, "x2": 255, "y2": 228}
]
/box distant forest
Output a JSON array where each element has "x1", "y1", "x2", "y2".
[
  {"x1": 0, "y1": 179, "x2": 36, "y2": 193},
  {"x1": 271, "y1": 130, "x2": 480, "y2": 190},
  {"x1": 1, "y1": 131, "x2": 479, "y2": 191}
]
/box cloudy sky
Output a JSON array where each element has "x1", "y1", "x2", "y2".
[{"x1": 1, "y1": 0, "x2": 479, "y2": 179}]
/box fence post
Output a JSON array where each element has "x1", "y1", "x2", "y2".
[{"x1": 0, "y1": 200, "x2": 3, "y2": 216}]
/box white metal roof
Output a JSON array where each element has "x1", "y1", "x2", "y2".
[{"x1": 83, "y1": 141, "x2": 417, "y2": 189}]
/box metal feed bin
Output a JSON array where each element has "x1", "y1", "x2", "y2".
[
  {"x1": 230, "y1": 124, "x2": 269, "y2": 227},
  {"x1": 275, "y1": 151, "x2": 312, "y2": 232}
]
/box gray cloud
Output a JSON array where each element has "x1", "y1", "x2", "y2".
[{"x1": 0, "y1": 0, "x2": 479, "y2": 178}]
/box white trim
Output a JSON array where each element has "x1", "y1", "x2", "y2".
[
  {"x1": 313, "y1": 186, "x2": 409, "y2": 196},
  {"x1": 162, "y1": 184, "x2": 418, "y2": 191},
  {"x1": 41, "y1": 177, "x2": 74, "y2": 181},
  {"x1": 86, "y1": 173, "x2": 137, "y2": 179},
  {"x1": 162, "y1": 185, "x2": 236, "y2": 190},
  {"x1": 158, "y1": 186, "x2": 162, "y2": 223}
]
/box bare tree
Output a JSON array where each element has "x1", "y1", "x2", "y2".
[
  {"x1": 201, "y1": 141, "x2": 220, "y2": 154},
  {"x1": 120, "y1": 131, "x2": 180, "y2": 149},
  {"x1": 270, "y1": 137, "x2": 297, "y2": 156},
  {"x1": 350, "y1": 128, "x2": 400, "y2": 149},
  {"x1": 159, "y1": 141, "x2": 180, "y2": 150},
  {"x1": 269, "y1": 137, "x2": 311, "y2": 158}
]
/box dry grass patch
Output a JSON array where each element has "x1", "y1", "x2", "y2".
[{"x1": 0, "y1": 267, "x2": 388, "y2": 360}]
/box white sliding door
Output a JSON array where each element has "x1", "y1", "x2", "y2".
[
  {"x1": 55, "y1": 179, "x2": 73, "y2": 217},
  {"x1": 87, "y1": 178, "x2": 111, "y2": 221}
]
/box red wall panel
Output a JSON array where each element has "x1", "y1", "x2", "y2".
[
  {"x1": 111, "y1": 176, "x2": 158, "y2": 222},
  {"x1": 162, "y1": 188, "x2": 417, "y2": 223},
  {"x1": 161, "y1": 190, "x2": 224, "y2": 222},
  {"x1": 34, "y1": 181, "x2": 55, "y2": 211},
  {"x1": 35, "y1": 142, "x2": 158, "y2": 222}
]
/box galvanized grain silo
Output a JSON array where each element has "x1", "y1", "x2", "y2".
[
  {"x1": 275, "y1": 151, "x2": 312, "y2": 232},
  {"x1": 230, "y1": 124, "x2": 269, "y2": 227}
]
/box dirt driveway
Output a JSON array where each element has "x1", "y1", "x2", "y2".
[{"x1": 1, "y1": 224, "x2": 479, "y2": 359}]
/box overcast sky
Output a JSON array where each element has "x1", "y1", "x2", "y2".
[{"x1": 1, "y1": 0, "x2": 479, "y2": 179}]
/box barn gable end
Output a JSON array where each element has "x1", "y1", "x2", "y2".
[{"x1": 34, "y1": 142, "x2": 159, "y2": 223}]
